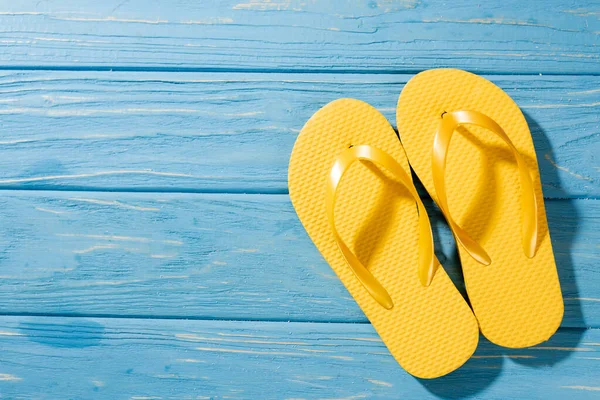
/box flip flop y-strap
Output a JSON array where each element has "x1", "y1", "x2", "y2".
[
  {"x1": 326, "y1": 144, "x2": 438, "y2": 309},
  {"x1": 432, "y1": 110, "x2": 539, "y2": 266}
]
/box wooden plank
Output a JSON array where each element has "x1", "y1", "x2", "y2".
[
  {"x1": 0, "y1": 316, "x2": 598, "y2": 399},
  {"x1": 0, "y1": 1, "x2": 598, "y2": 74},
  {"x1": 0, "y1": 191, "x2": 596, "y2": 328},
  {"x1": 0, "y1": 72, "x2": 597, "y2": 198}
]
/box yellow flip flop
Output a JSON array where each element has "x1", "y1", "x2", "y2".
[
  {"x1": 288, "y1": 98, "x2": 478, "y2": 378},
  {"x1": 396, "y1": 69, "x2": 563, "y2": 348}
]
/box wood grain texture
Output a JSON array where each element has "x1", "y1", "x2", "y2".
[
  {"x1": 0, "y1": 316, "x2": 597, "y2": 399},
  {"x1": 0, "y1": 0, "x2": 597, "y2": 396},
  {"x1": 0, "y1": 1, "x2": 598, "y2": 74},
  {"x1": 0, "y1": 191, "x2": 595, "y2": 328},
  {"x1": 0, "y1": 71, "x2": 597, "y2": 197}
]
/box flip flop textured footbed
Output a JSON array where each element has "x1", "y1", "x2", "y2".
[
  {"x1": 397, "y1": 69, "x2": 563, "y2": 348},
  {"x1": 288, "y1": 98, "x2": 478, "y2": 378}
]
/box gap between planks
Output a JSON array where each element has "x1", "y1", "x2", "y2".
[
  {"x1": 0, "y1": 312, "x2": 591, "y2": 332},
  {"x1": 0, "y1": 311, "x2": 374, "y2": 324},
  {"x1": 0, "y1": 187, "x2": 596, "y2": 201},
  {"x1": 0, "y1": 66, "x2": 600, "y2": 76}
]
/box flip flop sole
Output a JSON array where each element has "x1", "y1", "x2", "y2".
[
  {"x1": 289, "y1": 98, "x2": 478, "y2": 378},
  {"x1": 397, "y1": 69, "x2": 563, "y2": 348}
]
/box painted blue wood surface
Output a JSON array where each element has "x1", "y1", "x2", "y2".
[
  {"x1": 0, "y1": 191, "x2": 596, "y2": 329},
  {"x1": 0, "y1": 0, "x2": 597, "y2": 398},
  {"x1": 0, "y1": 72, "x2": 596, "y2": 197},
  {"x1": 0, "y1": 316, "x2": 598, "y2": 399},
  {"x1": 0, "y1": 1, "x2": 598, "y2": 74}
]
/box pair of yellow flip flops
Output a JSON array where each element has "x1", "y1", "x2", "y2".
[{"x1": 288, "y1": 69, "x2": 564, "y2": 379}]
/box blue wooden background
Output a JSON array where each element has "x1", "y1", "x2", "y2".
[{"x1": 0, "y1": 1, "x2": 598, "y2": 399}]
